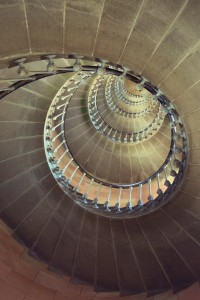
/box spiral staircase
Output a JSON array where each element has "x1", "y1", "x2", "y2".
[{"x1": 0, "y1": 1, "x2": 200, "y2": 300}]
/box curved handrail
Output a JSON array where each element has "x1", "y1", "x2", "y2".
[
  {"x1": 119, "y1": 77, "x2": 148, "y2": 101},
  {"x1": 0, "y1": 54, "x2": 187, "y2": 218},
  {"x1": 114, "y1": 77, "x2": 155, "y2": 108},
  {"x1": 43, "y1": 65, "x2": 187, "y2": 216},
  {"x1": 105, "y1": 75, "x2": 158, "y2": 118},
  {"x1": 87, "y1": 75, "x2": 165, "y2": 143}
]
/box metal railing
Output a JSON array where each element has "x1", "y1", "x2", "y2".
[
  {"x1": 0, "y1": 54, "x2": 187, "y2": 217},
  {"x1": 119, "y1": 77, "x2": 148, "y2": 101},
  {"x1": 114, "y1": 77, "x2": 156, "y2": 109},
  {"x1": 105, "y1": 75, "x2": 158, "y2": 118},
  {"x1": 43, "y1": 63, "x2": 187, "y2": 217},
  {"x1": 87, "y1": 75, "x2": 166, "y2": 144}
]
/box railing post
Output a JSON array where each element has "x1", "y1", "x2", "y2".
[
  {"x1": 116, "y1": 187, "x2": 122, "y2": 213},
  {"x1": 148, "y1": 179, "x2": 154, "y2": 201},
  {"x1": 138, "y1": 184, "x2": 143, "y2": 206},
  {"x1": 51, "y1": 130, "x2": 64, "y2": 142},
  {"x1": 164, "y1": 165, "x2": 171, "y2": 187},
  {"x1": 104, "y1": 187, "x2": 112, "y2": 212},
  {"x1": 61, "y1": 157, "x2": 73, "y2": 174},
  {"x1": 169, "y1": 157, "x2": 177, "y2": 177},
  {"x1": 127, "y1": 186, "x2": 133, "y2": 210},
  {"x1": 66, "y1": 166, "x2": 79, "y2": 186},
  {"x1": 74, "y1": 173, "x2": 86, "y2": 192},
  {"x1": 93, "y1": 183, "x2": 102, "y2": 208},
  {"x1": 157, "y1": 173, "x2": 163, "y2": 195},
  {"x1": 82, "y1": 178, "x2": 94, "y2": 203},
  {"x1": 57, "y1": 149, "x2": 69, "y2": 164}
]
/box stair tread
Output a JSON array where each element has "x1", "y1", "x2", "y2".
[
  {"x1": 14, "y1": 183, "x2": 64, "y2": 247},
  {"x1": 138, "y1": 215, "x2": 196, "y2": 290},
  {"x1": 151, "y1": 210, "x2": 200, "y2": 280},
  {"x1": 33, "y1": 196, "x2": 74, "y2": 261},
  {"x1": 0, "y1": 101, "x2": 46, "y2": 122},
  {"x1": 96, "y1": 216, "x2": 119, "y2": 291},
  {"x1": 0, "y1": 136, "x2": 43, "y2": 162},
  {"x1": 0, "y1": 148, "x2": 46, "y2": 185},
  {"x1": 50, "y1": 204, "x2": 85, "y2": 275},
  {"x1": 1, "y1": 173, "x2": 58, "y2": 231},
  {"x1": 72, "y1": 211, "x2": 97, "y2": 285},
  {"x1": 0, "y1": 161, "x2": 49, "y2": 212},
  {"x1": 111, "y1": 219, "x2": 144, "y2": 294},
  {"x1": 125, "y1": 218, "x2": 171, "y2": 293}
]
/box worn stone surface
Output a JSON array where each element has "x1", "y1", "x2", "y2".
[
  {"x1": 160, "y1": 44, "x2": 200, "y2": 100},
  {"x1": 64, "y1": 0, "x2": 103, "y2": 55},
  {"x1": 142, "y1": 0, "x2": 200, "y2": 86},
  {"x1": 0, "y1": 0, "x2": 30, "y2": 57},
  {"x1": 172, "y1": 80, "x2": 200, "y2": 117},
  {"x1": 25, "y1": 0, "x2": 64, "y2": 53},
  {"x1": 94, "y1": 0, "x2": 141, "y2": 62},
  {"x1": 120, "y1": 0, "x2": 184, "y2": 73}
]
